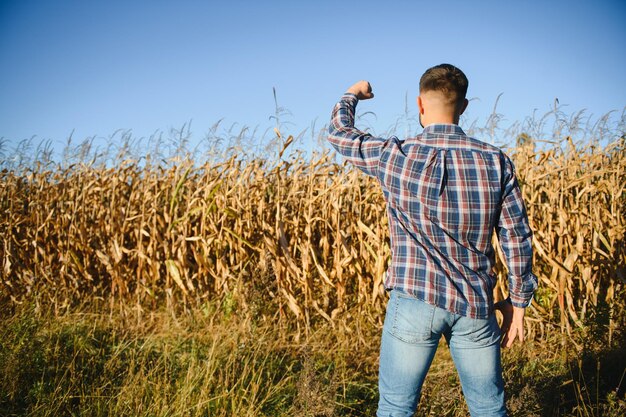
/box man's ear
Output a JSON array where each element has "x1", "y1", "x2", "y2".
[{"x1": 417, "y1": 96, "x2": 425, "y2": 114}]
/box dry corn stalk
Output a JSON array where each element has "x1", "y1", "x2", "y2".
[{"x1": 1, "y1": 136, "x2": 624, "y2": 339}]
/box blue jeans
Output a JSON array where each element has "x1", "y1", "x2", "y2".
[{"x1": 377, "y1": 290, "x2": 507, "y2": 417}]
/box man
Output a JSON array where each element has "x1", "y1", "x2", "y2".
[{"x1": 327, "y1": 64, "x2": 537, "y2": 416}]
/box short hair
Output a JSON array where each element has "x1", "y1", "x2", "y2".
[{"x1": 419, "y1": 64, "x2": 468, "y2": 109}]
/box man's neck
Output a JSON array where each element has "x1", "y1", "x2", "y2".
[{"x1": 421, "y1": 114, "x2": 459, "y2": 126}]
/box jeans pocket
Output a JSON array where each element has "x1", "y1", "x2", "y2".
[
  {"x1": 468, "y1": 314, "x2": 501, "y2": 345},
  {"x1": 390, "y1": 292, "x2": 435, "y2": 344}
]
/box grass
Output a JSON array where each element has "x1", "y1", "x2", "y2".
[
  {"x1": 1, "y1": 300, "x2": 624, "y2": 417},
  {"x1": 0, "y1": 301, "x2": 379, "y2": 417}
]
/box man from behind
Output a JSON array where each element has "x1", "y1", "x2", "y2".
[{"x1": 327, "y1": 64, "x2": 537, "y2": 416}]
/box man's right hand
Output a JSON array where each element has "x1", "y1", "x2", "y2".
[{"x1": 347, "y1": 81, "x2": 374, "y2": 100}]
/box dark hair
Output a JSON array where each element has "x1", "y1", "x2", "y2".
[{"x1": 419, "y1": 64, "x2": 468, "y2": 109}]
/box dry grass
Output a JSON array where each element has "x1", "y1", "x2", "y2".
[
  {"x1": 0, "y1": 300, "x2": 381, "y2": 416},
  {"x1": 0, "y1": 301, "x2": 624, "y2": 416}
]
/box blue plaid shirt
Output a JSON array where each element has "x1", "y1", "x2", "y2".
[{"x1": 328, "y1": 93, "x2": 537, "y2": 318}]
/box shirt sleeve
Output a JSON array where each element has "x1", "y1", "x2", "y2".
[
  {"x1": 327, "y1": 93, "x2": 387, "y2": 177},
  {"x1": 496, "y1": 156, "x2": 538, "y2": 308}
]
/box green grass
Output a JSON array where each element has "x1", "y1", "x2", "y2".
[{"x1": 1, "y1": 301, "x2": 624, "y2": 416}]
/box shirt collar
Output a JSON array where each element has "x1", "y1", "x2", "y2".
[{"x1": 421, "y1": 123, "x2": 466, "y2": 136}]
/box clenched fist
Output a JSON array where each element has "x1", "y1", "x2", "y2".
[{"x1": 347, "y1": 80, "x2": 374, "y2": 100}]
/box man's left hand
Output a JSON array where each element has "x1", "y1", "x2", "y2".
[{"x1": 494, "y1": 300, "x2": 526, "y2": 348}]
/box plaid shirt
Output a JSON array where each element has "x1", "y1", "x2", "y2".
[{"x1": 328, "y1": 93, "x2": 537, "y2": 318}]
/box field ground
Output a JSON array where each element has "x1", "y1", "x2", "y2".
[{"x1": 1, "y1": 299, "x2": 624, "y2": 417}]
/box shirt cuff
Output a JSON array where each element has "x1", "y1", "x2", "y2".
[{"x1": 508, "y1": 293, "x2": 533, "y2": 308}]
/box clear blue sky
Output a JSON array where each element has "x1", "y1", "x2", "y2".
[{"x1": 1, "y1": 0, "x2": 625, "y2": 157}]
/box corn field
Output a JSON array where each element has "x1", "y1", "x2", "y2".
[{"x1": 1, "y1": 133, "x2": 625, "y2": 340}]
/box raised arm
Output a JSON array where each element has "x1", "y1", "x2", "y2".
[{"x1": 327, "y1": 81, "x2": 387, "y2": 177}]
